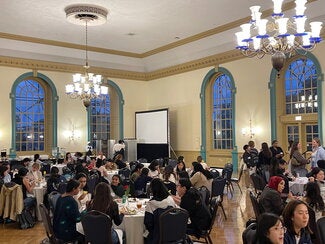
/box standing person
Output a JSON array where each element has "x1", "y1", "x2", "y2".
[
  {"x1": 282, "y1": 200, "x2": 312, "y2": 244},
  {"x1": 290, "y1": 142, "x2": 309, "y2": 177},
  {"x1": 87, "y1": 182, "x2": 124, "y2": 244},
  {"x1": 258, "y1": 142, "x2": 273, "y2": 182},
  {"x1": 144, "y1": 178, "x2": 176, "y2": 244},
  {"x1": 113, "y1": 140, "x2": 125, "y2": 159},
  {"x1": 255, "y1": 213, "x2": 286, "y2": 244},
  {"x1": 248, "y1": 140, "x2": 259, "y2": 161},
  {"x1": 172, "y1": 178, "x2": 211, "y2": 238},
  {"x1": 310, "y1": 138, "x2": 325, "y2": 168},
  {"x1": 53, "y1": 179, "x2": 83, "y2": 243},
  {"x1": 270, "y1": 140, "x2": 284, "y2": 159}
]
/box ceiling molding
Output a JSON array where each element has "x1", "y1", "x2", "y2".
[
  {"x1": 0, "y1": 49, "x2": 243, "y2": 81},
  {"x1": 0, "y1": 0, "x2": 314, "y2": 59}
]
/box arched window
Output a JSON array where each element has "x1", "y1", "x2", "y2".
[
  {"x1": 90, "y1": 94, "x2": 110, "y2": 145},
  {"x1": 212, "y1": 74, "x2": 233, "y2": 149},
  {"x1": 270, "y1": 54, "x2": 323, "y2": 153},
  {"x1": 15, "y1": 80, "x2": 45, "y2": 151},
  {"x1": 201, "y1": 67, "x2": 236, "y2": 166},
  {"x1": 10, "y1": 72, "x2": 58, "y2": 157},
  {"x1": 87, "y1": 80, "x2": 124, "y2": 155}
]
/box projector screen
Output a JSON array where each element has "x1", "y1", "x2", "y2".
[{"x1": 135, "y1": 109, "x2": 169, "y2": 144}]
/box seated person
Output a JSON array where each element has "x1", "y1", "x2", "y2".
[
  {"x1": 144, "y1": 178, "x2": 176, "y2": 244},
  {"x1": 12, "y1": 167, "x2": 36, "y2": 210},
  {"x1": 259, "y1": 176, "x2": 293, "y2": 215},
  {"x1": 110, "y1": 174, "x2": 125, "y2": 198},
  {"x1": 0, "y1": 163, "x2": 11, "y2": 184},
  {"x1": 307, "y1": 167, "x2": 325, "y2": 183},
  {"x1": 173, "y1": 178, "x2": 211, "y2": 238},
  {"x1": 302, "y1": 182, "x2": 325, "y2": 220},
  {"x1": 53, "y1": 179, "x2": 83, "y2": 243},
  {"x1": 75, "y1": 160, "x2": 89, "y2": 177},
  {"x1": 130, "y1": 163, "x2": 144, "y2": 183},
  {"x1": 74, "y1": 173, "x2": 91, "y2": 211},
  {"x1": 190, "y1": 163, "x2": 213, "y2": 192},
  {"x1": 87, "y1": 182, "x2": 124, "y2": 244},
  {"x1": 134, "y1": 168, "x2": 152, "y2": 197},
  {"x1": 148, "y1": 160, "x2": 160, "y2": 178},
  {"x1": 114, "y1": 154, "x2": 126, "y2": 169},
  {"x1": 255, "y1": 213, "x2": 285, "y2": 244},
  {"x1": 27, "y1": 162, "x2": 43, "y2": 183}
]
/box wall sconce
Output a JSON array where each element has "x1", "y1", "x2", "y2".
[
  {"x1": 68, "y1": 124, "x2": 81, "y2": 141},
  {"x1": 241, "y1": 119, "x2": 256, "y2": 139}
]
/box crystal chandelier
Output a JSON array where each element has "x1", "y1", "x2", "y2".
[
  {"x1": 235, "y1": 0, "x2": 323, "y2": 74},
  {"x1": 64, "y1": 5, "x2": 109, "y2": 107}
]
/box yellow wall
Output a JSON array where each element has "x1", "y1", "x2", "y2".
[{"x1": 0, "y1": 42, "x2": 324, "y2": 160}]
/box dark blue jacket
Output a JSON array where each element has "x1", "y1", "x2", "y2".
[{"x1": 284, "y1": 229, "x2": 312, "y2": 244}]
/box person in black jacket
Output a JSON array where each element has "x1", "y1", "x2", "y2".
[
  {"x1": 173, "y1": 178, "x2": 211, "y2": 238},
  {"x1": 87, "y1": 182, "x2": 124, "y2": 244}
]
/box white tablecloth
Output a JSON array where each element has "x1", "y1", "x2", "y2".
[
  {"x1": 115, "y1": 199, "x2": 148, "y2": 244},
  {"x1": 289, "y1": 177, "x2": 308, "y2": 196},
  {"x1": 33, "y1": 181, "x2": 47, "y2": 221}
]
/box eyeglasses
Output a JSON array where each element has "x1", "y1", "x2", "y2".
[{"x1": 272, "y1": 226, "x2": 287, "y2": 233}]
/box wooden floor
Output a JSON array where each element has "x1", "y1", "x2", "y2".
[{"x1": 0, "y1": 181, "x2": 252, "y2": 244}]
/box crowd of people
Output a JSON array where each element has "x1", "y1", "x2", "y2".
[
  {"x1": 0, "y1": 148, "x2": 218, "y2": 244},
  {"x1": 242, "y1": 138, "x2": 325, "y2": 244}
]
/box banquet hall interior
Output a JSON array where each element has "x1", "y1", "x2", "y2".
[{"x1": 0, "y1": 0, "x2": 325, "y2": 243}]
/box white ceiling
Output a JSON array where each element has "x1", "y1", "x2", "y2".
[{"x1": 0, "y1": 0, "x2": 324, "y2": 73}]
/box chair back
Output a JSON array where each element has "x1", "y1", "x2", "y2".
[
  {"x1": 198, "y1": 186, "x2": 211, "y2": 207},
  {"x1": 242, "y1": 222, "x2": 257, "y2": 244},
  {"x1": 222, "y1": 164, "x2": 233, "y2": 181},
  {"x1": 57, "y1": 182, "x2": 67, "y2": 194},
  {"x1": 159, "y1": 208, "x2": 189, "y2": 244},
  {"x1": 81, "y1": 210, "x2": 113, "y2": 244},
  {"x1": 39, "y1": 203, "x2": 58, "y2": 243},
  {"x1": 249, "y1": 191, "x2": 262, "y2": 218},
  {"x1": 48, "y1": 191, "x2": 61, "y2": 215},
  {"x1": 168, "y1": 159, "x2": 178, "y2": 168},
  {"x1": 250, "y1": 173, "x2": 267, "y2": 194},
  {"x1": 208, "y1": 198, "x2": 219, "y2": 233},
  {"x1": 87, "y1": 174, "x2": 99, "y2": 195},
  {"x1": 209, "y1": 168, "x2": 220, "y2": 179},
  {"x1": 211, "y1": 177, "x2": 226, "y2": 199},
  {"x1": 119, "y1": 168, "x2": 131, "y2": 180},
  {"x1": 163, "y1": 180, "x2": 176, "y2": 195},
  {"x1": 317, "y1": 217, "x2": 325, "y2": 244}
]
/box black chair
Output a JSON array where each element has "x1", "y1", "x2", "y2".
[
  {"x1": 48, "y1": 191, "x2": 61, "y2": 216},
  {"x1": 39, "y1": 203, "x2": 60, "y2": 244},
  {"x1": 57, "y1": 182, "x2": 67, "y2": 194},
  {"x1": 198, "y1": 186, "x2": 210, "y2": 207},
  {"x1": 222, "y1": 163, "x2": 234, "y2": 195},
  {"x1": 81, "y1": 210, "x2": 113, "y2": 244},
  {"x1": 163, "y1": 180, "x2": 176, "y2": 195},
  {"x1": 231, "y1": 164, "x2": 244, "y2": 194},
  {"x1": 192, "y1": 198, "x2": 219, "y2": 244},
  {"x1": 210, "y1": 177, "x2": 227, "y2": 219},
  {"x1": 317, "y1": 217, "x2": 325, "y2": 244},
  {"x1": 250, "y1": 173, "x2": 267, "y2": 195},
  {"x1": 119, "y1": 167, "x2": 131, "y2": 180},
  {"x1": 317, "y1": 160, "x2": 325, "y2": 170},
  {"x1": 159, "y1": 208, "x2": 189, "y2": 244},
  {"x1": 249, "y1": 190, "x2": 262, "y2": 218},
  {"x1": 168, "y1": 159, "x2": 178, "y2": 168},
  {"x1": 209, "y1": 168, "x2": 220, "y2": 179},
  {"x1": 242, "y1": 222, "x2": 257, "y2": 244},
  {"x1": 87, "y1": 174, "x2": 99, "y2": 195}
]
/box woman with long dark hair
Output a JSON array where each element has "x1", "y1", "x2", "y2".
[
  {"x1": 256, "y1": 213, "x2": 285, "y2": 244},
  {"x1": 190, "y1": 163, "x2": 213, "y2": 192},
  {"x1": 258, "y1": 142, "x2": 272, "y2": 169},
  {"x1": 283, "y1": 200, "x2": 312, "y2": 244},
  {"x1": 303, "y1": 182, "x2": 325, "y2": 220},
  {"x1": 87, "y1": 182, "x2": 124, "y2": 244},
  {"x1": 144, "y1": 178, "x2": 176, "y2": 243},
  {"x1": 289, "y1": 141, "x2": 308, "y2": 177}
]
